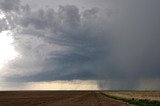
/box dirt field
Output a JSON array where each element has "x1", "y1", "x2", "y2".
[
  {"x1": 0, "y1": 91, "x2": 132, "y2": 106},
  {"x1": 104, "y1": 91, "x2": 160, "y2": 101}
]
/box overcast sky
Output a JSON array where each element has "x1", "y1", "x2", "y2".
[{"x1": 0, "y1": 0, "x2": 160, "y2": 90}]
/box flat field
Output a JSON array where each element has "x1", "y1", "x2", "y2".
[
  {"x1": 0, "y1": 91, "x2": 132, "y2": 106},
  {"x1": 104, "y1": 91, "x2": 160, "y2": 101}
]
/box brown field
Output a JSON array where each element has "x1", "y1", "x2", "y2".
[
  {"x1": 104, "y1": 91, "x2": 160, "y2": 101},
  {"x1": 0, "y1": 91, "x2": 132, "y2": 106}
]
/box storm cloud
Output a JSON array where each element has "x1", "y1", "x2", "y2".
[{"x1": 0, "y1": 0, "x2": 160, "y2": 90}]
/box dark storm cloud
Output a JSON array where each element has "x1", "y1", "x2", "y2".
[
  {"x1": 5, "y1": 5, "x2": 111, "y2": 82},
  {"x1": 0, "y1": 0, "x2": 21, "y2": 12},
  {"x1": 1, "y1": 0, "x2": 160, "y2": 90}
]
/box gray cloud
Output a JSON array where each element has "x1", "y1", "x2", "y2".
[
  {"x1": 0, "y1": 0, "x2": 160, "y2": 90},
  {"x1": 0, "y1": 0, "x2": 21, "y2": 12}
]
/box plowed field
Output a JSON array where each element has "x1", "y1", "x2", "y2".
[{"x1": 0, "y1": 91, "x2": 132, "y2": 106}]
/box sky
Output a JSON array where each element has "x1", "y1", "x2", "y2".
[{"x1": 0, "y1": 0, "x2": 160, "y2": 90}]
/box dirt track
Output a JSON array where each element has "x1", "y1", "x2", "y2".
[{"x1": 0, "y1": 91, "x2": 132, "y2": 106}]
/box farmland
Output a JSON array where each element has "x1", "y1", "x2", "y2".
[
  {"x1": 1, "y1": 91, "x2": 160, "y2": 106},
  {"x1": 0, "y1": 91, "x2": 132, "y2": 106},
  {"x1": 104, "y1": 91, "x2": 160, "y2": 101},
  {"x1": 103, "y1": 91, "x2": 160, "y2": 106}
]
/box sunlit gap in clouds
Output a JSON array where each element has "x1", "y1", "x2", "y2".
[
  {"x1": 0, "y1": 30, "x2": 19, "y2": 69},
  {"x1": 0, "y1": 9, "x2": 19, "y2": 70}
]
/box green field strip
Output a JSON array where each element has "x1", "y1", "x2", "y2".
[{"x1": 101, "y1": 92, "x2": 160, "y2": 106}]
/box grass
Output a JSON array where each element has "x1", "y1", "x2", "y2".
[
  {"x1": 102, "y1": 93, "x2": 160, "y2": 106},
  {"x1": 103, "y1": 91, "x2": 160, "y2": 101}
]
